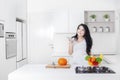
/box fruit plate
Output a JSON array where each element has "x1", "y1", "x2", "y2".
[
  {"x1": 85, "y1": 54, "x2": 103, "y2": 67},
  {"x1": 46, "y1": 64, "x2": 71, "y2": 68}
]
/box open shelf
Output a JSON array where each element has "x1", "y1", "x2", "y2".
[{"x1": 84, "y1": 11, "x2": 115, "y2": 33}]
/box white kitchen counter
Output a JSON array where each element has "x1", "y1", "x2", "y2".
[
  {"x1": 8, "y1": 64, "x2": 120, "y2": 80},
  {"x1": 103, "y1": 54, "x2": 120, "y2": 65}
]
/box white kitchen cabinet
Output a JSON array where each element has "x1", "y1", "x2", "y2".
[
  {"x1": 28, "y1": 13, "x2": 53, "y2": 64},
  {"x1": 52, "y1": 9, "x2": 84, "y2": 33},
  {"x1": 0, "y1": 38, "x2": 5, "y2": 80},
  {"x1": 0, "y1": 0, "x2": 5, "y2": 20},
  {"x1": 16, "y1": 0, "x2": 27, "y2": 20},
  {"x1": 52, "y1": 9, "x2": 69, "y2": 33},
  {"x1": 16, "y1": 21, "x2": 27, "y2": 68},
  {"x1": 0, "y1": 32, "x2": 16, "y2": 80},
  {"x1": 22, "y1": 23, "x2": 27, "y2": 59},
  {"x1": 0, "y1": 0, "x2": 17, "y2": 80},
  {"x1": 16, "y1": 21, "x2": 23, "y2": 61},
  {"x1": 4, "y1": 0, "x2": 16, "y2": 32},
  {"x1": 17, "y1": 58, "x2": 27, "y2": 68},
  {"x1": 16, "y1": 0, "x2": 27, "y2": 63},
  {"x1": 69, "y1": 9, "x2": 84, "y2": 33}
]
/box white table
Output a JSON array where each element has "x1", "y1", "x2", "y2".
[{"x1": 8, "y1": 64, "x2": 120, "y2": 80}]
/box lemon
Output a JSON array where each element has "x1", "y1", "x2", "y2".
[{"x1": 99, "y1": 54, "x2": 103, "y2": 59}]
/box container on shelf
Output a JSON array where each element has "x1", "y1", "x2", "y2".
[
  {"x1": 104, "y1": 26, "x2": 110, "y2": 32},
  {"x1": 98, "y1": 26, "x2": 103, "y2": 32},
  {"x1": 92, "y1": 26, "x2": 97, "y2": 32}
]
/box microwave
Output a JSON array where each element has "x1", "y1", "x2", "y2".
[{"x1": 0, "y1": 23, "x2": 4, "y2": 38}]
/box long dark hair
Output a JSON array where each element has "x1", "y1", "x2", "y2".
[{"x1": 72, "y1": 24, "x2": 92, "y2": 55}]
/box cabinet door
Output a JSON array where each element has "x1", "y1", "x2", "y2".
[
  {"x1": 16, "y1": 21, "x2": 23, "y2": 61},
  {"x1": 28, "y1": 13, "x2": 53, "y2": 64},
  {"x1": 17, "y1": 58, "x2": 27, "y2": 68},
  {"x1": 52, "y1": 10, "x2": 69, "y2": 33},
  {"x1": 69, "y1": 10, "x2": 84, "y2": 33},
  {"x1": 4, "y1": 0, "x2": 16, "y2": 32},
  {"x1": 22, "y1": 23, "x2": 27, "y2": 59},
  {"x1": 0, "y1": 0, "x2": 5, "y2": 20},
  {"x1": 16, "y1": 0, "x2": 27, "y2": 20}
]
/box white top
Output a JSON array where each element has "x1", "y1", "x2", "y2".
[
  {"x1": 8, "y1": 64, "x2": 120, "y2": 80},
  {"x1": 70, "y1": 39, "x2": 88, "y2": 65}
]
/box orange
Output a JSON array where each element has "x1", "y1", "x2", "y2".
[
  {"x1": 91, "y1": 56, "x2": 96, "y2": 62},
  {"x1": 88, "y1": 61, "x2": 93, "y2": 66},
  {"x1": 58, "y1": 58, "x2": 67, "y2": 65}
]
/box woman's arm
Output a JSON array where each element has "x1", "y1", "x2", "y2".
[{"x1": 68, "y1": 39, "x2": 73, "y2": 55}]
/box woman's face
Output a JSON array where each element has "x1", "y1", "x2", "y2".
[{"x1": 77, "y1": 26, "x2": 85, "y2": 37}]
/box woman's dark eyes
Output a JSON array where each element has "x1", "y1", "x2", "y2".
[{"x1": 78, "y1": 28, "x2": 85, "y2": 31}]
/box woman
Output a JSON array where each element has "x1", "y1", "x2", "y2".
[{"x1": 68, "y1": 23, "x2": 93, "y2": 65}]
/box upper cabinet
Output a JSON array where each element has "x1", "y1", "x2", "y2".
[
  {"x1": 52, "y1": 9, "x2": 84, "y2": 33},
  {"x1": 0, "y1": 0, "x2": 27, "y2": 33},
  {"x1": 0, "y1": 0, "x2": 5, "y2": 20},
  {"x1": 52, "y1": 10, "x2": 69, "y2": 33},
  {"x1": 2, "y1": 0, "x2": 16, "y2": 32},
  {"x1": 84, "y1": 11, "x2": 115, "y2": 33},
  {"x1": 52, "y1": 10, "x2": 115, "y2": 34},
  {"x1": 16, "y1": 0, "x2": 27, "y2": 20},
  {"x1": 69, "y1": 10, "x2": 84, "y2": 33}
]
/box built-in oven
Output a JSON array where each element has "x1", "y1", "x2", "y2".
[{"x1": 6, "y1": 32, "x2": 17, "y2": 59}]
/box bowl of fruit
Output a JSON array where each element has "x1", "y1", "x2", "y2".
[{"x1": 85, "y1": 54, "x2": 103, "y2": 67}]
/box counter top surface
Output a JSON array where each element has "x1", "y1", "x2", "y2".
[
  {"x1": 103, "y1": 54, "x2": 120, "y2": 64},
  {"x1": 8, "y1": 64, "x2": 120, "y2": 80}
]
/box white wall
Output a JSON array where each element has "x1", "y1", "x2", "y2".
[{"x1": 28, "y1": 0, "x2": 118, "y2": 64}]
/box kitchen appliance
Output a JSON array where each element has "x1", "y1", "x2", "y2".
[
  {"x1": 0, "y1": 23, "x2": 4, "y2": 37},
  {"x1": 6, "y1": 32, "x2": 17, "y2": 59},
  {"x1": 75, "y1": 66, "x2": 115, "y2": 73}
]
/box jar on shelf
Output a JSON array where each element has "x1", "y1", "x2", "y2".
[
  {"x1": 104, "y1": 26, "x2": 110, "y2": 32},
  {"x1": 98, "y1": 26, "x2": 103, "y2": 32},
  {"x1": 92, "y1": 26, "x2": 97, "y2": 32}
]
